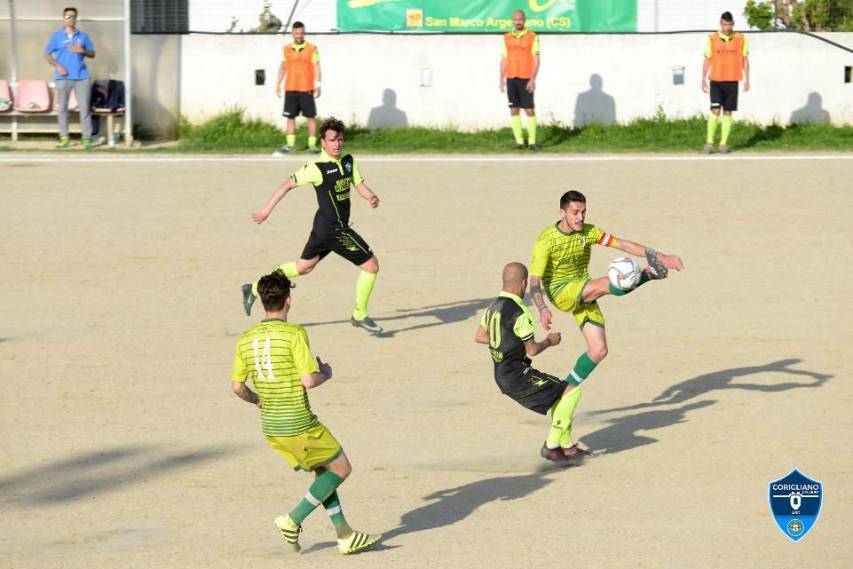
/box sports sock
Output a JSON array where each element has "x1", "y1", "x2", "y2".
[
  {"x1": 289, "y1": 470, "x2": 344, "y2": 526},
  {"x1": 252, "y1": 261, "x2": 299, "y2": 296},
  {"x1": 706, "y1": 113, "x2": 719, "y2": 144},
  {"x1": 308, "y1": 135, "x2": 317, "y2": 149},
  {"x1": 608, "y1": 269, "x2": 651, "y2": 297},
  {"x1": 567, "y1": 352, "x2": 598, "y2": 386},
  {"x1": 527, "y1": 115, "x2": 538, "y2": 145},
  {"x1": 323, "y1": 491, "x2": 353, "y2": 538},
  {"x1": 511, "y1": 115, "x2": 524, "y2": 145},
  {"x1": 353, "y1": 270, "x2": 377, "y2": 321},
  {"x1": 720, "y1": 114, "x2": 733, "y2": 145},
  {"x1": 546, "y1": 387, "x2": 582, "y2": 449},
  {"x1": 286, "y1": 134, "x2": 296, "y2": 147}
]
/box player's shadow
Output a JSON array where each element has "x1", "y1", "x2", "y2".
[
  {"x1": 301, "y1": 297, "x2": 492, "y2": 338},
  {"x1": 593, "y1": 358, "x2": 831, "y2": 416},
  {"x1": 301, "y1": 467, "x2": 558, "y2": 553},
  {"x1": 0, "y1": 444, "x2": 230, "y2": 506},
  {"x1": 580, "y1": 358, "x2": 831, "y2": 455}
]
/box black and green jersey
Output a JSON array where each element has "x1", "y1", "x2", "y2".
[
  {"x1": 480, "y1": 291, "x2": 537, "y2": 383},
  {"x1": 291, "y1": 150, "x2": 364, "y2": 232}
]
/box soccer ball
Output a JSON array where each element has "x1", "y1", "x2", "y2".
[{"x1": 608, "y1": 257, "x2": 642, "y2": 290}]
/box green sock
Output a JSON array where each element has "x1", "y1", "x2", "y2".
[
  {"x1": 706, "y1": 113, "x2": 719, "y2": 144},
  {"x1": 510, "y1": 115, "x2": 524, "y2": 145},
  {"x1": 720, "y1": 115, "x2": 733, "y2": 145},
  {"x1": 308, "y1": 136, "x2": 317, "y2": 149},
  {"x1": 252, "y1": 261, "x2": 299, "y2": 296},
  {"x1": 567, "y1": 352, "x2": 598, "y2": 386},
  {"x1": 289, "y1": 470, "x2": 344, "y2": 526},
  {"x1": 608, "y1": 269, "x2": 650, "y2": 297},
  {"x1": 546, "y1": 387, "x2": 582, "y2": 449},
  {"x1": 286, "y1": 134, "x2": 296, "y2": 147},
  {"x1": 527, "y1": 115, "x2": 537, "y2": 144},
  {"x1": 353, "y1": 270, "x2": 377, "y2": 321},
  {"x1": 323, "y1": 491, "x2": 353, "y2": 538}
]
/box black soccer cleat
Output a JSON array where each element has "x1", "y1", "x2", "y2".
[
  {"x1": 351, "y1": 316, "x2": 383, "y2": 335},
  {"x1": 528, "y1": 144, "x2": 541, "y2": 152},
  {"x1": 644, "y1": 248, "x2": 668, "y2": 279},
  {"x1": 242, "y1": 283, "x2": 256, "y2": 316},
  {"x1": 540, "y1": 444, "x2": 575, "y2": 466}
]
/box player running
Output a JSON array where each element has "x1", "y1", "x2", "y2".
[
  {"x1": 476, "y1": 262, "x2": 586, "y2": 465},
  {"x1": 231, "y1": 271, "x2": 382, "y2": 555},
  {"x1": 242, "y1": 117, "x2": 383, "y2": 335},
  {"x1": 528, "y1": 190, "x2": 684, "y2": 456}
]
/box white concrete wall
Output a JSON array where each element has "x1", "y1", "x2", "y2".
[{"x1": 177, "y1": 32, "x2": 853, "y2": 129}]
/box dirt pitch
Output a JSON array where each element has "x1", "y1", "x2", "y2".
[{"x1": 1, "y1": 154, "x2": 851, "y2": 569}]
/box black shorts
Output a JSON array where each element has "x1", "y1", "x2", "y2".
[
  {"x1": 284, "y1": 91, "x2": 316, "y2": 118},
  {"x1": 301, "y1": 225, "x2": 373, "y2": 266},
  {"x1": 506, "y1": 77, "x2": 535, "y2": 109},
  {"x1": 496, "y1": 365, "x2": 566, "y2": 415},
  {"x1": 710, "y1": 81, "x2": 739, "y2": 112}
]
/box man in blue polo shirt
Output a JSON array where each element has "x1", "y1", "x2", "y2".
[{"x1": 43, "y1": 6, "x2": 96, "y2": 149}]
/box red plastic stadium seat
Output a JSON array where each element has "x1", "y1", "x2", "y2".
[
  {"x1": 52, "y1": 88, "x2": 79, "y2": 112},
  {"x1": 13, "y1": 80, "x2": 50, "y2": 112},
  {"x1": 0, "y1": 79, "x2": 11, "y2": 112}
]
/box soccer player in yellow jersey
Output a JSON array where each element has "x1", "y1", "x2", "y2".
[
  {"x1": 529, "y1": 190, "x2": 684, "y2": 457},
  {"x1": 231, "y1": 271, "x2": 381, "y2": 555}
]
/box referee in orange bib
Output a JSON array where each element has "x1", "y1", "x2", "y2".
[
  {"x1": 499, "y1": 10, "x2": 540, "y2": 151},
  {"x1": 701, "y1": 11, "x2": 750, "y2": 154},
  {"x1": 274, "y1": 21, "x2": 321, "y2": 156}
]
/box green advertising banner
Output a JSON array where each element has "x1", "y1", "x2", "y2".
[{"x1": 337, "y1": 0, "x2": 637, "y2": 33}]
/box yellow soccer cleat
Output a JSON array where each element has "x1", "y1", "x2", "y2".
[
  {"x1": 274, "y1": 515, "x2": 302, "y2": 553},
  {"x1": 337, "y1": 530, "x2": 382, "y2": 555}
]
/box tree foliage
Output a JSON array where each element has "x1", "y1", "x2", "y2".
[{"x1": 744, "y1": 0, "x2": 853, "y2": 31}]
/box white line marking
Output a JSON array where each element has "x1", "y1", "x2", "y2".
[{"x1": 0, "y1": 154, "x2": 852, "y2": 164}]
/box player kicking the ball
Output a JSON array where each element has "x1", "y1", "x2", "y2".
[
  {"x1": 477, "y1": 262, "x2": 583, "y2": 466},
  {"x1": 242, "y1": 117, "x2": 383, "y2": 335},
  {"x1": 231, "y1": 271, "x2": 382, "y2": 555},
  {"x1": 528, "y1": 190, "x2": 683, "y2": 457}
]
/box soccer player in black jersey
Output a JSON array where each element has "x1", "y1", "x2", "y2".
[
  {"x1": 242, "y1": 117, "x2": 383, "y2": 334},
  {"x1": 476, "y1": 262, "x2": 590, "y2": 465}
]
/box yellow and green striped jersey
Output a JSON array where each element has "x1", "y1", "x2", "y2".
[
  {"x1": 231, "y1": 319, "x2": 320, "y2": 437},
  {"x1": 530, "y1": 222, "x2": 615, "y2": 300}
]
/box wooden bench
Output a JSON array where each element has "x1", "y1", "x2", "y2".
[{"x1": 0, "y1": 109, "x2": 126, "y2": 146}]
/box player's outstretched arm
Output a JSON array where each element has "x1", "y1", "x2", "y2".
[
  {"x1": 231, "y1": 381, "x2": 261, "y2": 408},
  {"x1": 524, "y1": 331, "x2": 561, "y2": 357},
  {"x1": 252, "y1": 178, "x2": 298, "y2": 223},
  {"x1": 301, "y1": 357, "x2": 333, "y2": 388},
  {"x1": 529, "y1": 275, "x2": 553, "y2": 329},
  {"x1": 474, "y1": 325, "x2": 490, "y2": 345},
  {"x1": 612, "y1": 238, "x2": 684, "y2": 271},
  {"x1": 355, "y1": 182, "x2": 379, "y2": 208}
]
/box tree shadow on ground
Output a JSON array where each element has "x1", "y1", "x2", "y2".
[
  {"x1": 0, "y1": 444, "x2": 230, "y2": 506},
  {"x1": 301, "y1": 298, "x2": 492, "y2": 338}
]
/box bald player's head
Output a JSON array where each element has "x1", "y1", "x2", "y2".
[
  {"x1": 512, "y1": 10, "x2": 526, "y2": 30},
  {"x1": 502, "y1": 262, "x2": 528, "y2": 293}
]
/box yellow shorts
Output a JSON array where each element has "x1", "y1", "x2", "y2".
[
  {"x1": 549, "y1": 279, "x2": 605, "y2": 329},
  {"x1": 266, "y1": 423, "x2": 342, "y2": 472}
]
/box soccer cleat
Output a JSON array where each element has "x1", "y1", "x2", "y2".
[
  {"x1": 337, "y1": 530, "x2": 382, "y2": 555},
  {"x1": 562, "y1": 444, "x2": 592, "y2": 460},
  {"x1": 307, "y1": 146, "x2": 321, "y2": 154},
  {"x1": 644, "y1": 248, "x2": 668, "y2": 279},
  {"x1": 511, "y1": 143, "x2": 525, "y2": 151},
  {"x1": 351, "y1": 316, "x2": 383, "y2": 334},
  {"x1": 702, "y1": 143, "x2": 714, "y2": 154},
  {"x1": 528, "y1": 144, "x2": 541, "y2": 152},
  {"x1": 241, "y1": 283, "x2": 256, "y2": 316},
  {"x1": 56, "y1": 136, "x2": 70, "y2": 148},
  {"x1": 540, "y1": 444, "x2": 574, "y2": 466},
  {"x1": 272, "y1": 146, "x2": 294, "y2": 157},
  {"x1": 274, "y1": 515, "x2": 302, "y2": 552},
  {"x1": 719, "y1": 144, "x2": 731, "y2": 154}
]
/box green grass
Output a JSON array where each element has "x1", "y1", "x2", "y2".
[{"x1": 172, "y1": 110, "x2": 853, "y2": 153}]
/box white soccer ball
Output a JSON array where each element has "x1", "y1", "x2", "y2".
[{"x1": 608, "y1": 256, "x2": 642, "y2": 290}]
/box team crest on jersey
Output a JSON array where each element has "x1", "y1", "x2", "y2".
[{"x1": 768, "y1": 469, "x2": 822, "y2": 542}]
